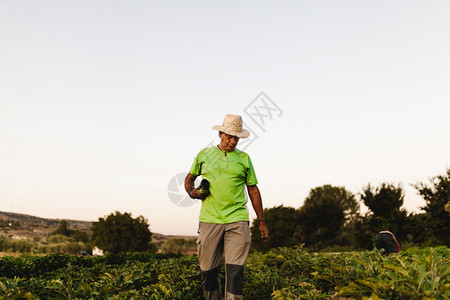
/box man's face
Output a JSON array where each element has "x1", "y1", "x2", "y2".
[{"x1": 219, "y1": 132, "x2": 240, "y2": 152}]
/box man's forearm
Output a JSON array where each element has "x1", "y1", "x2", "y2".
[
  {"x1": 248, "y1": 184, "x2": 270, "y2": 241},
  {"x1": 247, "y1": 185, "x2": 264, "y2": 219},
  {"x1": 184, "y1": 173, "x2": 197, "y2": 194}
]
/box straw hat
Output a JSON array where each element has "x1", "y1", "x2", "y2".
[{"x1": 212, "y1": 114, "x2": 250, "y2": 139}]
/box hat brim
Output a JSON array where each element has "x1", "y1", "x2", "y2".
[{"x1": 212, "y1": 125, "x2": 250, "y2": 139}]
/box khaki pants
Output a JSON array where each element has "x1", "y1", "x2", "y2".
[{"x1": 197, "y1": 221, "x2": 251, "y2": 300}]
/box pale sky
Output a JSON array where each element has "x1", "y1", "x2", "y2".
[{"x1": 1, "y1": 1, "x2": 449, "y2": 236}]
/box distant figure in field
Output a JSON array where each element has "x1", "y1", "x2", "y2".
[{"x1": 375, "y1": 231, "x2": 400, "y2": 254}]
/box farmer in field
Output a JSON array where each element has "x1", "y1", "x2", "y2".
[
  {"x1": 185, "y1": 113, "x2": 269, "y2": 300},
  {"x1": 375, "y1": 230, "x2": 400, "y2": 254}
]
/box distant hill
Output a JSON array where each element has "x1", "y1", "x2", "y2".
[
  {"x1": 0, "y1": 211, "x2": 194, "y2": 241},
  {"x1": 0, "y1": 211, "x2": 92, "y2": 240}
]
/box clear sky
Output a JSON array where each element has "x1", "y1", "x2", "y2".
[{"x1": 1, "y1": 1, "x2": 449, "y2": 236}]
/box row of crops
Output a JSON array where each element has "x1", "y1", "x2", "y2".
[{"x1": 1, "y1": 247, "x2": 449, "y2": 299}]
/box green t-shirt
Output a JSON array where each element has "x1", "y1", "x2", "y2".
[{"x1": 190, "y1": 146, "x2": 258, "y2": 224}]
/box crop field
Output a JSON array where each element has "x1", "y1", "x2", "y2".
[{"x1": 0, "y1": 247, "x2": 449, "y2": 299}]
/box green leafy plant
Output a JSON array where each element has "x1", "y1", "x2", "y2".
[{"x1": 0, "y1": 247, "x2": 448, "y2": 299}]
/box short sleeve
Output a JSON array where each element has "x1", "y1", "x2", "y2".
[
  {"x1": 245, "y1": 156, "x2": 258, "y2": 186},
  {"x1": 189, "y1": 151, "x2": 203, "y2": 176}
]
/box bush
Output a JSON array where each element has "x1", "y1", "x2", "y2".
[
  {"x1": 0, "y1": 238, "x2": 36, "y2": 253},
  {"x1": 48, "y1": 234, "x2": 71, "y2": 243},
  {"x1": 160, "y1": 238, "x2": 196, "y2": 254}
]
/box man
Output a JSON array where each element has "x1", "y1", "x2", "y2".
[
  {"x1": 185, "y1": 113, "x2": 269, "y2": 300},
  {"x1": 375, "y1": 230, "x2": 400, "y2": 254}
]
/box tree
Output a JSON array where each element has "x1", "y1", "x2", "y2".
[
  {"x1": 413, "y1": 168, "x2": 450, "y2": 246},
  {"x1": 250, "y1": 205, "x2": 301, "y2": 252},
  {"x1": 53, "y1": 220, "x2": 70, "y2": 236},
  {"x1": 361, "y1": 183, "x2": 404, "y2": 218},
  {"x1": 403, "y1": 213, "x2": 428, "y2": 245},
  {"x1": 52, "y1": 220, "x2": 89, "y2": 242},
  {"x1": 298, "y1": 185, "x2": 359, "y2": 249},
  {"x1": 359, "y1": 183, "x2": 408, "y2": 243},
  {"x1": 91, "y1": 211, "x2": 153, "y2": 253}
]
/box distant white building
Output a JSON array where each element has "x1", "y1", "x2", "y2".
[{"x1": 92, "y1": 246, "x2": 104, "y2": 256}]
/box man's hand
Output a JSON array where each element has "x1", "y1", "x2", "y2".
[
  {"x1": 189, "y1": 187, "x2": 209, "y2": 200},
  {"x1": 185, "y1": 173, "x2": 208, "y2": 200},
  {"x1": 259, "y1": 221, "x2": 270, "y2": 242},
  {"x1": 247, "y1": 184, "x2": 270, "y2": 242}
]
